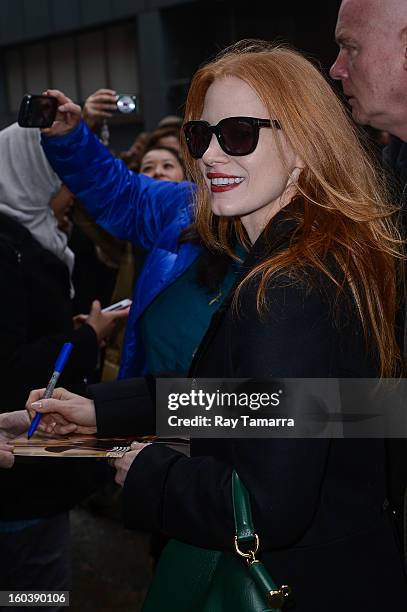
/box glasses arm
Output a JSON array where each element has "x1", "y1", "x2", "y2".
[{"x1": 256, "y1": 119, "x2": 281, "y2": 130}]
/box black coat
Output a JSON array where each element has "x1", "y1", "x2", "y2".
[
  {"x1": 383, "y1": 137, "x2": 407, "y2": 550},
  {"x1": 97, "y1": 217, "x2": 407, "y2": 611},
  {"x1": 0, "y1": 211, "x2": 105, "y2": 519}
]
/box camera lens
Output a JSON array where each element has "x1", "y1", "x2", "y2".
[{"x1": 116, "y1": 95, "x2": 137, "y2": 114}]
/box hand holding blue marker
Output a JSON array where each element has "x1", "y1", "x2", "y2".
[{"x1": 27, "y1": 342, "x2": 73, "y2": 439}]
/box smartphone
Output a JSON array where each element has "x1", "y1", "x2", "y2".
[
  {"x1": 102, "y1": 298, "x2": 132, "y2": 313},
  {"x1": 17, "y1": 94, "x2": 58, "y2": 128}
]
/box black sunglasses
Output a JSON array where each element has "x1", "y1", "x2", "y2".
[{"x1": 183, "y1": 116, "x2": 281, "y2": 159}]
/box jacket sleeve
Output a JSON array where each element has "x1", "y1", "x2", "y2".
[
  {"x1": 121, "y1": 282, "x2": 336, "y2": 551},
  {"x1": 89, "y1": 377, "x2": 155, "y2": 436},
  {"x1": 123, "y1": 438, "x2": 329, "y2": 551},
  {"x1": 41, "y1": 121, "x2": 194, "y2": 251}
]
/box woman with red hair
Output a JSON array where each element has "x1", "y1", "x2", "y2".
[
  {"x1": 37, "y1": 41, "x2": 407, "y2": 610},
  {"x1": 119, "y1": 41, "x2": 407, "y2": 610}
]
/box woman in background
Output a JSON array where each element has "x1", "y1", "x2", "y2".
[{"x1": 139, "y1": 145, "x2": 185, "y2": 182}]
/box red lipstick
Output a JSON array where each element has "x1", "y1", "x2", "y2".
[{"x1": 207, "y1": 172, "x2": 245, "y2": 193}]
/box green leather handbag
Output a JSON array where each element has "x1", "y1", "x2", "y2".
[{"x1": 141, "y1": 471, "x2": 291, "y2": 612}]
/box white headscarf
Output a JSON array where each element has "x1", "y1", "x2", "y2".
[{"x1": 0, "y1": 123, "x2": 74, "y2": 278}]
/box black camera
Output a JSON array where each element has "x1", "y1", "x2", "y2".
[
  {"x1": 17, "y1": 94, "x2": 58, "y2": 128},
  {"x1": 115, "y1": 94, "x2": 138, "y2": 114}
]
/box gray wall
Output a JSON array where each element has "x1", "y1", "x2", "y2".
[
  {"x1": 0, "y1": 0, "x2": 196, "y2": 134},
  {"x1": 0, "y1": 0, "x2": 192, "y2": 46}
]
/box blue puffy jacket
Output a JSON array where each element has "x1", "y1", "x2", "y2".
[{"x1": 42, "y1": 121, "x2": 200, "y2": 378}]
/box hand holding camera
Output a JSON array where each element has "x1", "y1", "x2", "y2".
[
  {"x1": 37, "y1": 89, "x2": 82, "y2": 137},
  {"x1": 18, "y1": 89, "x2": 138, "y2": 135},
  {"x1": 82, "y1": 88, "x2": 118, "y2": 130},
  {"x1": 83, "y1": 89, "x2": 137, "y2": 129}
]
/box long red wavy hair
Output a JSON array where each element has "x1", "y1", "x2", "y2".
[{"x1": 181, "y1": 40, "x2": 404, "y2": 377}]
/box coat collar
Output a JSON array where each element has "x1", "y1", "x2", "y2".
[{"x1": 241, "y1": 207, "x2": 300, "y2": 274}]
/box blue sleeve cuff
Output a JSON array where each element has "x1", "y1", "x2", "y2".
[{"x1": 41, "y1": 119, "x2": 89, "y2": 150}]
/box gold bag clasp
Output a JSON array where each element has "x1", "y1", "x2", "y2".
[{"x1": 268, "y1": 585, "x2": 292, "y2": 607}]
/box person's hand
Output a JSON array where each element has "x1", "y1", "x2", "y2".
[
  {"x1": 72, "y1": 313, "x2": 88, "y2": 330},
  {"x1": 82, "y1": 89, "x2": 117, "y2": 130},
  {"x1": 85, "y1": 300, "x2": 130, "y2": 347},
  {"x1": 49, "y1": 185, "x2": 74, "y2": 234},
  {"x1": 26, "y1": 387, "x2": 97, "y2": 435},
  {"x1": 0, "y1": 442, "x2": 15, "y2": 468},
  {"x1": 113, "y1": 442, "x2": 151, "y2": 487},
  {"x1": 0, "y1": 410, "x2": 30, "y2": 468},
  {"x1": 41, "y1": 89, "x2": 82, "y2": 137}
]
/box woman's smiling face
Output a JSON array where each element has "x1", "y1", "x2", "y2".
[{"x1": 198, "y1": 75, "x2": 303, "y2": 242}]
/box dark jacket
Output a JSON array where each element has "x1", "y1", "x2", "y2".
[
  {"x1": 91, "y1": 377, "x2": 155, "y2": 437},
  {"x1": 0, "y1": 211, "x2": 105, "y2": 519},
  {"x1": 114, "y1": 216, "x2": 407, "y2": 611},
  {"x1": 383, "y1": 136, "x2": 407, "y2": 557}
]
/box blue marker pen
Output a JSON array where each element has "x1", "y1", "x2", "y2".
[{"x1": 27, "y1": 342, "x2": 73, "y2": 439}]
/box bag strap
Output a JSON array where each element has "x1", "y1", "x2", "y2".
[
  {"x1": 232, "y1": 470, "x2": 257, "y2": 544},
  {"x1": 231, "y1": 471, "x2": 291, "y2": 611}
]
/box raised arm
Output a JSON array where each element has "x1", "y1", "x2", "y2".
[{"x1": 40, "y1": 90, "x2": 194, "y2": 250}]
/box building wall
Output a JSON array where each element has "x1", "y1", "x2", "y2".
[{"x1": 0, "y1": 0, "x2": 189, "y2": 46}]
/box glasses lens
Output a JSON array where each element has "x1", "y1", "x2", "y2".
[
  {"x1": 220, "y1": 118, "x2": 256, "y2": 155},
  {"x1": 184, "y1": 122, "x2": 211, "y2": 158}
]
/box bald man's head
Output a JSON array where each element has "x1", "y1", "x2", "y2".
[
  {"x1": 339, "y1": 0, "x2": 407, "y2": 21},
  {"x1": 331, "y1": 0, "x2": 407, "y2": 140}
]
